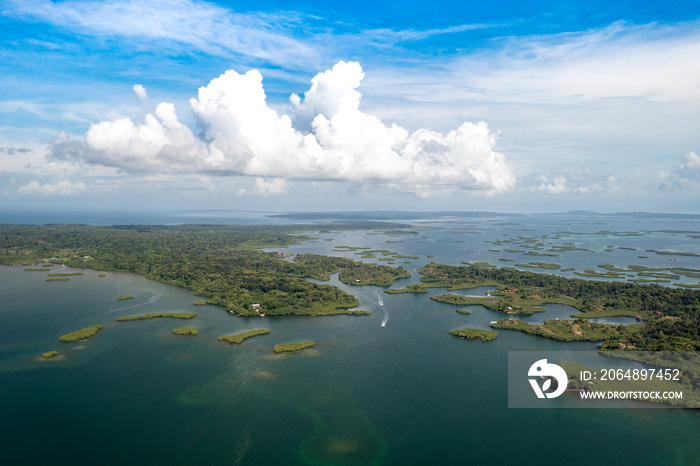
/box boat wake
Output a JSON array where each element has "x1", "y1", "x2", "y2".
[
  {"x1": 234, "y1": 427, "x2": 252, "y2": 465},
  {"x1": 377, "y1": 292, "x2": 388, "y2": 327}
]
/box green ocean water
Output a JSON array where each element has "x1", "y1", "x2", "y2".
[{"x1": 2, "y1": 214, "x2": 700, "y2": 465}]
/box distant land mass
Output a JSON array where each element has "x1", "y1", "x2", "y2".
[{"x1": 267, "y1": 211, "x2": 700, "y2": 221}]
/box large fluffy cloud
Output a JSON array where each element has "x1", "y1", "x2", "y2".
[{"x1": 50, "y1": 61, "x2": 514, "y2": 193}]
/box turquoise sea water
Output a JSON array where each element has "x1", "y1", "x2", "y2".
[{"x1": 1, "y1": 213, "x2": 700, "y2": 465}]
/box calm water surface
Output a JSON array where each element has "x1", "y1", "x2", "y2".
[{"x1": 2, "y1": 213, "x2": 700, "y2": 465}]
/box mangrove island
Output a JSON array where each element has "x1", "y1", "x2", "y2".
[
  {"x1": 59, "y1": 325, "x2": 104, "y2": 342},
  {"x1": 218, "y1": 329, "x2": 271, "y2": 344},
  {"x1": 449, "y1": 328, "x2": 498, "y2": 341},
  {"x1": 116, "y1": 312, "x2": 197, "y2": 321},
  {"x1": 273, "y1": 342, "x2": 315, "y2": 353}
]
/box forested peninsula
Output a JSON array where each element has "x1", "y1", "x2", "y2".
[
  {"x1": 0, "y1": 223, "x2": 409, "y2": 316},
  {"x1": 415, "y1": 262, "x2": 700, "y2": 350}
]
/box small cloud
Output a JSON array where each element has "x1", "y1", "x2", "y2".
[
  {"x1": 18, "y1": 180, "x2": 86, "y2": 196},
  {"x1": 237, "y1": 177, "x2": 288, "y2": 196},
  {"x1": 133, "y1": 84, "x2": 148, "y2": 102},
  {"x1": 47, "y1": 131, "x2": 87, "y2": 163},
  {"x1": 534, "y1": 175, "x2": 569, "y2": 194},
  {"x1": 677, "y1": 151, "x2": 700, "y2": 178},
  {"x1": 0, "y1": 146, "x2": 32, "y2": 155},
  {"x1": 254, "y1": 177, "x2": 288, "y2": 195},
  {"x1": 523, "y1": 170, "x2": 619, "y2": 195},
  {"x1": 658, "y1": 151, "x2": 700, "y2": 190}
]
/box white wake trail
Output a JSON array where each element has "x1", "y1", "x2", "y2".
[{"x1": 377, "y1": 292, "x2": 388, "y2": 327}]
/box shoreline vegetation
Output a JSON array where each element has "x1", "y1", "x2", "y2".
[
  {"x1": 0, "y1": 223, "x2": 411, "y2": 317},
  {"x1": 416, "y1": 262, "x2": 700, "y2": 350},
  {"x1": 1, "y1": 224, "x2": 698, "y2": 350},
  {"x1": 430, "y1": 293, "x2": 548, "y2": 315},
  {"x1": 59, "y1": 325, "x2": 104, "y2": 342},
  {"x1": 385, "y1": 284, "x2": 429, "y2": 294},
  {"x1": 172, "y1": 327, "x2": 198, "y2": 335},
  {"x1": 117, "y1": 295, "x2": 134, "y2": 300},
  {"x1": 295, "y1": 252, "x2": 411, "y2": 286},
  {"x1": 449, "y1": 328, "x2": 497, "y2": 341},
  {"x1": 273, "y1": 341, "x2": 315, "y2": 353},
  {"x1": 42, "y1": 351, "x2": 59, "y2": 358},
  {"x1": 218, "y1": 329, "x2": 270, "y2": 344},
  {"x1": 491, "y1": 318, "x2": 640, "y2": 342},
  {"x1": 116, "y1": 312, "x2": 197, "y2": 321}
]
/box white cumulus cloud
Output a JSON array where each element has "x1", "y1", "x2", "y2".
[{"x1": 49, "y1": 61, "x2": 515, "y2": 194}]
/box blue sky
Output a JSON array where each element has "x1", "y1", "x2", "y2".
[{"x1": 1, "y1": 0, "x2": 700, "y2": 213}]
